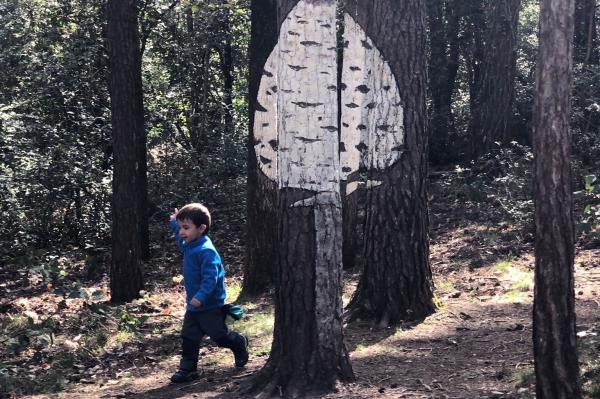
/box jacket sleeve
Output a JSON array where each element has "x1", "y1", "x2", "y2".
[
  {"x1": 170, "y1": 219, "x2": 184, "y2": 251},
  {"x1": 193, "y1": 250, "x2": 220, "y2": 304}
]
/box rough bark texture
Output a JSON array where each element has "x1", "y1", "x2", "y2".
[
  {"x1": 574, "y1": 0, "x2": 598, "y2": 64},
  {"x1": 342, "y1": 185, "x2": 359, "y2": 269},
  {"x1": 345, "y1": 0, "x2": 434, "y2": 327},
  {"x1": 533, "y1": 0, "x2": 581, "y2": 397},
  {"x1": 464, "y1": 0, "x2": 486, "y2": 140},
  {"x1": 427, "y1": 0, "x2": 461, "y2": 166},
  {"x1": 243, "y1": 0, "x2": 279, "y2": 297},
  {"x1": 250, "y1": 1, "x2": 354, "y2": 396},
  {"x1": 107, "y1": 0, "x2": 146, "y2": 302},
  {"x1": 469, "y1": 0, "x2": 521, "y2": 160}
]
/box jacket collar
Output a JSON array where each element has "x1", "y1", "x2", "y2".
[{"x1": 183, "y1": 235, "x2": 209, "y2": 249}]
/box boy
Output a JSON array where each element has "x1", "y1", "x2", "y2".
[{"x1": 169, "y1": 203, "x2": 248, "y2": 383}]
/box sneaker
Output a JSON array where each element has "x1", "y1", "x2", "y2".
[
  {"x1": 170, "y1": 369, "x2": 199, "y2": 383},
  {"x1": 234, "y1": 335, "x2": 249, "y2": 368}
]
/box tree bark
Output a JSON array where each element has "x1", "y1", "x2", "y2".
[
  {"x1": 574, "y1": 0, "x2": 598, "y2": 64},
  {"x1": 345, "y1": 0, "x2": 434, "y2": 327},
  {"x1": 243, "y1": 0, "x2": 279, "y2": 297},
  {"x1": 218, "y1": 2, "x2": 235, "y2": 135},
  {"x1": 107, "y1": 0, "x2": 146, "y2": 302},
  {"x1": 427, "y1": 0, "x2": 461, "y2": 166},
  {"x1": 464, "y1": 0, "x2": 486, "y2": 153},
  {"x1": 533, "y1": 0, "x2": 581, "y2": 396},
  {"x1": 469, "y1": 0, "x2": 521, "y2": 160},
  {"x1": 249, "y1": 1, "x2": 354, "y2": 396}
]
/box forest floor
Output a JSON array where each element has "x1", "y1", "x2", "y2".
[{"x1": 3, "y1": 173, "x2": 600, "y2": 399}]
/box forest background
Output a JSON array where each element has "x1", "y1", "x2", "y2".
[{"x1": 1, "y1": 0, "x2": 600, "y2": 398}]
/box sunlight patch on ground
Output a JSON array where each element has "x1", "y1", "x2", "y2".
[
  {"x1": 492, "y1": 259, "x2": 533, "y2": 304},
  {"x1": 230, "y1": 307, "x2": 274, "y2": 357},
  {"x1": 226, "y1": 280, "x2": 242, "y2": 303},
  {"x1": 350, "y1": 342, "x2": 408, "y2": 359}
]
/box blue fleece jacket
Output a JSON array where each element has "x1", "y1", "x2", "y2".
[{"x1": 170, "y1": 219, "x2": 226, "y2": 312}]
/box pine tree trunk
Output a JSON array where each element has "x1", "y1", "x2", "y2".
[
  {"x1": 219, "y1": 6, "x2": 234, "y2": 135},
  {"x1": 107, "y1": 0, "x2": 145, "y2": 302},
  {"x1": 342, "y1": 185, "x2": 359, "y2": 269},
  {"x1": 427, "y1": 0, "x2": 461, "y2": 166},
  {"x1": 344, "y1": 0, "x2": 434, "y2": 327},
  {"x1": 243, "y1": 0, "x2": 279, "y2": 297},
  {"x1": 464, "y1": 0, "x2": 486, "y2": 147},
  {"x1": 574, "y1": 0, "x2": 598, "y2": 64},
  {"x1": 249, "y1": 1, "x2": 354, "y2": 395},
  {"x1": 470, "y1": 0, "x2": 521, "y2": 160},
  {"x1": 533, "y1": 0, "x2": 580, "y2": 396}
]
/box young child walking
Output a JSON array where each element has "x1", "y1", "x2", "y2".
[{"x1": 169, "y1": 203, "x2": 248, "y2": 383}]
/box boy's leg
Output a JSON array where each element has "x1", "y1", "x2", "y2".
[
  {"x1": 200, "y1": 308, "x2": 249, "y2": 368},
  {"x1": 179, "y1": 311, "x2": 204, "y2": 372}
]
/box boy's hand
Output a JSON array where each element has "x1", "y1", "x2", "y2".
[
  {"x1": 169, "y1": 208, "x2": 179, "y2": 221},
  {"x1": 190, "y1": 298, "x2": 202, "y2": 308}
]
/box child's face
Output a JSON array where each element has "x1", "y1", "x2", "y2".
[{"x1": 177, "y1": 218, "x2": 206, "y2": 244}]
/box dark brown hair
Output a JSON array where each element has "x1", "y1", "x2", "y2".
[{"x1": 176, "y1": 203, "x2": 211, "y2": 234}]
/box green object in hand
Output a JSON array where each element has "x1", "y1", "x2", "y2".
[{"x1": 223, "y1": 304, "x2": 244, "y2": 320}]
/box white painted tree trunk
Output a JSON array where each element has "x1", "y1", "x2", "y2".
[
  {"x1": 250, "y1": 0, "x2": 431, "y2": 392},
  {"x1": 251, "y1": 1, "x2": 354, "y2": 395},
  {"x1": 254, "y1": 7, "x2": 406, "y2": 196}
]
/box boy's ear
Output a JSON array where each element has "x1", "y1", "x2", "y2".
[{"x1": 199, "y1": 224, "x2": 207, "y2": 234}]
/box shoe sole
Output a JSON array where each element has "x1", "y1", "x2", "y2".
[{"x1": 170, "y1": 371, "x2": 199, "y2": 383}]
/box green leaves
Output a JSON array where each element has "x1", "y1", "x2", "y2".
[
  {"x1": 584, "y1": 175, "x2": 598, "y2": 193},
  {"x1": 578, "y1": 175, "x2": 600, "y2": 237}
]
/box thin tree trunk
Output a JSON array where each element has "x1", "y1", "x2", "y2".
[
  {"x1": 574, "y1": 0, "x2": 598, "y2": 64},
  {"x1": 344, "y1": 0, "x2": 434, "y2": 327},
  {"x1": 218, "y1": 3, "x2": 234, "y2": 135},
  {"x1": 533, "y1": 0, "x2": 580, "y2": 396},
  {"x1": 107, "y1": 0, "x2": 145, "y2": 302}
]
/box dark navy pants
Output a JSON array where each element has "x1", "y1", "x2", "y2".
[{"x1": 179, "y1": 307, "x2": 244, "y2": 371}]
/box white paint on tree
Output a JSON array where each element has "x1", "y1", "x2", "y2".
[
  {"x1": 253, "y1": 0, "x2": 345, "y2": 360},
  {"x1": 253, "y1": 0, "x2": 339, "y2": 193},
  {"x1": 365, "y1": 180, "x2": 383, "y2": 189},
  {"x1": 345, "y1": 181, "x2": 359, "y2": 196},
  {"x1": 290, "y1": 191, "x2": 339, "y2": 208},
  {"x1": 254, "y1": 9, "x2": 404, "y2": 197},
  {"x1": 340, "y1": 13, "x2": 405, "y2": 195}
]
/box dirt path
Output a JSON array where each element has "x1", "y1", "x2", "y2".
[
  {"x1": 10, "y1": 175, "x2": 600, "y2": 399},
  {"x1": 20, "y1": 244, "x2": 597, "y2": 399}
]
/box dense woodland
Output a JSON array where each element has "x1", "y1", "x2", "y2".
[{"x1": 1, "y1": 0, "x2": 600, "y2": 398}]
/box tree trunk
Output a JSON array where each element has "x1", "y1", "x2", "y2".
[
  {"x1": 469, "y1": 0, "x2": 521, "y2": 160},
  {"x1": 218, "y1": 3, "x2": 235, "y2": 135},
  {"x1": 339, "y1": 2, "x2": 359, "y2": 270},
  {"x1": 342, "y1": 184, "x2": 359, "y2": 269},
  {"x1": 344, "y1": 0, "x2": 434, "y2": 327},
  {"x1": 107, "y1": 0, "x2": 146, "y2": 302},
  {"x1": 533, "y1": 0, "x2": 580, "y2": 397},
  {"x1": 464, "y1": 0, "x2": 486, "y2": 152},
  {"x1": 249, "y1": 1, "x2": 354, "y2": 396},
  {"x1": 243, "y1": 0, "x2": 279, "y2": 297},
  {"x1": 427, "y1": 0, "x2": 461, "y2": 166},
  {"x1": 574, "y1": 0, "x2": 598, "y2": 64}
]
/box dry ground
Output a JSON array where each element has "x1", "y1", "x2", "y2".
[{"x1": 4, "y1": 177, "x2": 600, "y2": 399}]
